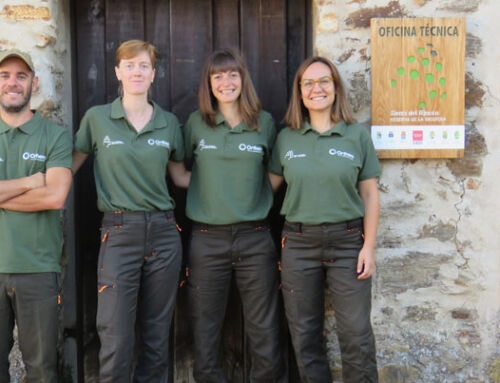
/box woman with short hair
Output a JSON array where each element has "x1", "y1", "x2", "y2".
[{"x1": 73, "y1": 39, "x2": 189, "y2": 383}]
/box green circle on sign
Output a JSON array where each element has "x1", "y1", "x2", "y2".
[
  {"x1": 441, "y1": 92, "x2": 447, "y2": 99},
  {"x1": 418, "y1": 102, "x2": 426, "y2": 109},
  {"x1": 425, "y1": 73, "x2": 434, "y2": 83},
  {"x1": 410, "y1": 70, "x2": 419, "y2": 79},
  {"x1": 391, "y1": 79, "x2": 397, "y2": 88},
  {"x1": 439, "y1": 77, "x2": 446, "y2": 86},
  {"x1": 398, "y1": 67, "x2": 405, "y2": 76},
  {"x1": 417, "y1": 47, "x2": 425, "y2": 53},
  {"x1": 436, "y1": 62, "x2": 443, "y2": 71},
  {"x1": 429, "y1": 90, "x2": 437, "y2": 99},
  {"x1": 408, "y1": 56, "x2": 416, "y2": 63},
  {"x1": 422, "y1": 58, "x2": 430, "y2": 66}
]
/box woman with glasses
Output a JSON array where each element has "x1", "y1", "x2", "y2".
[
  {"x1": 184, "y1": 49, "x2": 282, "y2": 382},
  {"x1": 72, "y1": 40, "x2": 189, "y2": 383},
  {"x1": 269, "y1": 56, "x2": 380, "y2": 383}
]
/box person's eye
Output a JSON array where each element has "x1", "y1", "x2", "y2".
[
  {"x1": 319, "y1": 77, "x2": 331, "y2": 86},
  {"x1": 302, "y1": 80, "x2": 313, "y2": 88},
  {"x1": 230, "y1": 72, "x2": 239, "y2": 78},
  {"x1": 212, "y1": 74, "x2": 221, "y2": 81}
]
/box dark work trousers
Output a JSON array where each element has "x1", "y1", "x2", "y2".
[
  {"x1": 186, "y1": 221, "x2": 282, "y2": 383},
  {"x1": 0, "y1": 272, "x2": 61, "y2": 383},
  {"x1": 97, "y1": 210, "x2": 182, "y2": 383},
  {"x1": 281, "y1": 219, "x2": 378, "y2": 383}
]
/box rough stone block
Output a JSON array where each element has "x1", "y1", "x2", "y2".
[
  {"x1": 465, "y1": 72, "x2": 485, "y2": 109},
  {"x1": 419, "y1": 221, "x2": 456, "y2": 242},
  {"x1": 0, "y1": 5, "x2": 51, "y2": 20},
  {"x1": 437, "y1": 0, "x2": 482, "y2": 13},
  {"x1": 403, "y1": 305, "x2": 437, "y2": 321},
  {"x1": 345, "y1": 1, "x2": 406, "y2": 29},
  {"x1": 466, "y1": 33, "x2": 482, "y2": 58},
  {"x1": 375, "y1": 252, "x2": 451, "y2": 295},
  {"x1": 378, "y1": 365, "x2": 420, "y2": 383}
]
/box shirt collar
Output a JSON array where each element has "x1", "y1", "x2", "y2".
[
  {"x1": 300, "y1": 120, "x2": 347, "y2": 136},
  {"x1": 215, "y1": 110, "x2": 251, "y2": 133},
  {"x1": 0, "y1": 111, "x2": 42, "y2": 135},
  {"x1": 110, "y1": 97, "x2": 166, "y2": 132}
]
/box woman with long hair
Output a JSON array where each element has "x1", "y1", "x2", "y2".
[
  {"x1": 73, "y1": 39, "x2": 189, "y2": 383},
  {"x1": 269, "y1": 56, "x2": 380, "y2": 382},
  {"x1": 184, "y1": 49, "x2": 282, "y2": 382}
]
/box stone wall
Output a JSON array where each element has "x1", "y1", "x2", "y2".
[
  {"x1": 0, "y1": 1, "x2": 74, "y2": 382},
  {"x1": 314, "y1": 0, "x2": 500, "y2": 382},
  {"x1": 2, "y1": 0, "x2": 499, "y2": 382}
]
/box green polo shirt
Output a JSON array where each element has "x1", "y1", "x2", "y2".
[
  {"x1": 184, "y1": 109, "x2": 276, "y2": 224},
  {"x1": 0, "y1": 112, "x2": 72, "y2": 273},
  {"x1": 269, "y1": 121, "x2": 380, "y2": 225},
  {"x1": 74, "y1": 98, "x2": 184, "y2": 212}
]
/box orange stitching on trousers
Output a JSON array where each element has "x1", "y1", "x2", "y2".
[
  {"x1": 98, "y1": 284, "x2": 115, "y2": 293},
  {"x1": 101, "y1": 231, "x2": 109, "y2": 243}
]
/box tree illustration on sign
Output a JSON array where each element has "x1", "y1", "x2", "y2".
[{"x1": 391, "y1": 44, "x2": 447, "y2": 109}]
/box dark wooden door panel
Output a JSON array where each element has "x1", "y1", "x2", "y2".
[
  {"x1": 145, "y1": 0, "x2": 172, "y2": 108},
  {"x1": 105, "y1": 0, "x2": 145, "y2": 103},
  {"x1": 73, "y1": 1, "x2": 311, "y2": 381},
  {"x1": 170, "y1": 0, "x2": 212, "y2": 122}
]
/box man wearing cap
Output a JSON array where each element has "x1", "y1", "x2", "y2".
[{"x1": 0, "y1": 49, "x2": 73, "y2": 382}]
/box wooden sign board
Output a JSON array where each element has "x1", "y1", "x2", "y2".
[{"x1": 370, "y1": 18, "x2": 465, "y2": 159}]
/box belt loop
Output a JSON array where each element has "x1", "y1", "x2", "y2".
[
  {"x1": 297, "y1": 223, "x2": 302, "y2": 234},
  {"x1": 113, "y1": 211, "x2": 123, "y2": 228}
]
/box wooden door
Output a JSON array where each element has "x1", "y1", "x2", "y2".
[{"x1": 73, "y1": 1, "x2": 311, "y2": 381}]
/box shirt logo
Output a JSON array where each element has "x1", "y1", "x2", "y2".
[
  {"x1": 328, "y1": 148, "x2": 354, "y2": 160},
  {"x1": 22, "y1": 152, "x2": 46, "y2": 162},
  {"x1": 284, "y1": 150, "x2": 307, "y2": 160},
  {"x1": 148, "y1": 138, "x2": 170, "y2": 148},
  {"x1": 103, "y1": 135, "x2": 124, "y2": 148},
  {"x1": 238, "y1": 143, "x2": 263, "y2": 153},
  {"x1": 198, "y1": 139, "x2": 217, "y2": 151}
]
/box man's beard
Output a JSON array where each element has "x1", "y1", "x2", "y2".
[{"x1": 0, "y1": 84, "x2": 32, "y2": 114}]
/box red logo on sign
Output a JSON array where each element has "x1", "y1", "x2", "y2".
[{"x1": 413, "y1": 130, "x2": 423, "y2": 145}]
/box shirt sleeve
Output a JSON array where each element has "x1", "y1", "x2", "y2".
[
  {"x1": 169, "y1": 114, "x2": 185, "y2": 162},
  {"x1": 358, "y1": 126, "x2": 381, "y2": 181},
  {"x1": 268, "y1": 130, "x2": 284, "y2": 176},
  {"x1": 183, "y1": 113, "x2": 195, "y2": 163},
  {"x1": 262, "y1": 112, "x2": 276, "y2": 167},
  {"x1": 74, "y1": 110, "x2": 94, "y2": 154},
  {"x1": 46, "y1": 126, "x2": 73, "y2": 171}
]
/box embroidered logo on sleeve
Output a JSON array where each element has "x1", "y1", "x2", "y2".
[
  {"x1": 198, "y1": 139, "x2": 217, "y2": 150},
  {"x1": 284, "y1": 150, "x2": 306, "y2": 160},
  {"x1": 103, "y1": 135, "x2": 124, "y2": 148}
]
